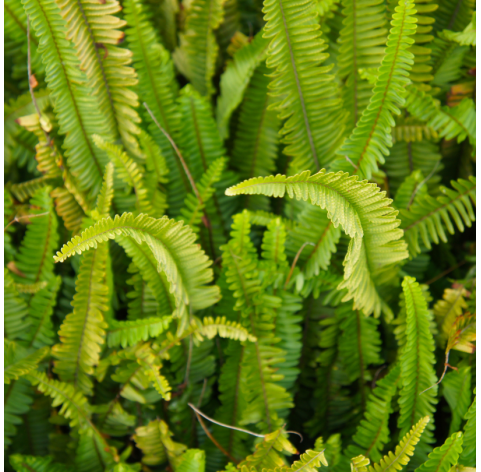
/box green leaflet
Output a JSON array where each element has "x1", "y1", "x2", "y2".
[
  {"x1": 226, "y1": 171, "x2": 408, "y2": 316},
  {"x1": 332, "y1": 0, "x2": 418, "y2": 179},
  {"x1": 415, "y1": 432, "x2": 463, "y2": 472},
  {"x1": 458, "y1": 393, "x2": 475, "y2": 467}
]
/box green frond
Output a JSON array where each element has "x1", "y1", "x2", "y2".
[
  {"x1": 13, "y1": 281, "x2": 47, "y2": 294},
  {"x1": 289, "y1": 448, "x2": 328, "y2": 472},
  {"x1": 337, "y1": 0, "x2": 388, "y2": 130},
  {"x1": 52, "y1": 244, "x2": 110, "y2": 395},
  {"x1": 239, "y1": 429, "x2": 298, "y2": 470},
  {"x1": 173, "y1": 0, "x2": 224, "y2": 96},
  {"x1": 56, "y1": 0, "x2": 142, "y2": 157},
  {"x1": 246, "y1": 209, "x2": 297, "y2": 230},
  {"x1": 133, "y1": 419, "x2": 187, "y2": 467},
  {"x1": 9, "y1": 454, "x2": 73, "y2": 472},
  {"x1": 51, "y1": 187, "x2": 85, "y2": 234},
  {"x1": 368, "y1": 416, "x2": 430, "y2": 472},
  {"x1": 433, "y1": 0, "x2": 475, "y2": 32},
  {"x1": 23, "y1": 0, "x2": 111, "y2": 200},
  {"x1": 231, "y1": 61, "x2": 280, "y2": 211},
  {"x1": 177, "y1": 450, "x2": 206, "y2": 472},
  {"x1": 400, "y1": 177, "x2": 476, "y2": 258},
  {"x1": 458, "y1": 393, "x2": 475, "y2": 467},
  {"x1": 216, "y1": 31, "x2": 270, "y2": 139},
  {"x1": 433, "y1": 286, "x2": 469, "y2": 339},
  {"x1": 107, "y1": 316, "x2": 171, "y2": 348},
  {"x1": 393, "y1": 170, "x2": 429, "y2": 211},
  {"x1": 352, "y1": 455, "x2": 371, "y2": 472},
  {"x1": 93, "y1": 135, "x2": 153, "y2": 215},
  {"x1": 75, "y1": 432, "x2": 116, "y2": 472},
  {"x1": 263, "y1": 0, "x2": 347, "y2": 171},
  {"x1": 416, "y1": 432, "x2": 463, "y2": 472},
  {"x1": 4, "y1": 341, "x2": 48, "y2": 384},
  {"x1": 347, "y1": 364, "x2": 401, "y2": 462},
  {"x1": 337, "y1": 302, "x2": 382, "y2": 383},
  {"x1": 226, "y1": 171, "x2": 408, "y2": 316},
  {"x1": 442, "y1": 366, "x2": 472, "y2": 436},
  {"x1": 261, "y1": 217, "x2": 288, "y2": 268},
  {"x1": 94, "y1": 162, "x2": 115, "y2": 220},
  {"x1": 139, "y1": 359, "x2": 172, "y2": 400},
  {"x1": 398, "y1": 277, "x2": 437, "y2": 454},
  {"x1": 5, "y1": 378, "x2": 33, "y2": 449},
  {"x1": 4, "y1": 269, "x2": 31, "y2": 341},
  {"x1": 405, "y1": 88, "x2": 476, "y2": 148},
  {"x1": 199, "y1": 316, "x2": 257, "y2": 342},
  {"x1": 286, "y1": 205, "x2": 341, "y2": 279},
  {"x1": 443, "y1": 13, "x2": 476, "y2": 46},
  {"x1": 123, "y1": 0, "x2": 184, "y2": 214},
  {"x1": 333, "y1": 0, "x2": 418, "y2": 180},
  {"x1": 12, "y1": 186, "x2": 58, "y2": 286},
  {"x1": 53, "y1": 213, "x2": 220, "y2": 319},
  {"x1": 10, "y1": 177, "x2": 53, "y2": 204}
]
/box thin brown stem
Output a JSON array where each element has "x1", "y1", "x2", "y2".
[
  {"x1": 284, "y1": 242, "x2": 315, "y2": 289},
  {"x1": 425, "y1": 260, "x2": 466, "y2": 286},
  {"x1": 4, "y1": 212, "x2": 50, "y2": 232}
]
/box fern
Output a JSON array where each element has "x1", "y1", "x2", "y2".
[
  {"x1": 416, "y1": 432, "x2": 464, "y2": 472},
  {"x1": 4, "y1": 341, "x2": 49, "y2": 384},
  {"x1": 226, "y1": 171, "x2": 408, "y2": 315},
  {"x1": 107, "y1": 316, "x2": 171, "y2": 348},
  {"x1": 9, "y1": 454, "x2": 73, "y2": 472},
  {"x1": 458, "y1": 393, "x2": 475, "y2": 467}
]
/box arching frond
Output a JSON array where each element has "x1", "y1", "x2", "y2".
[
  {"x1": 400, "y1": 177, "x2": 476, "y2": 257},
  {"x1": 458, "y1": 393, "x2": 475, "y2": 467},
  {"x1": 416, "y1": 432, "x2": 464, "y2": 472},
  {"x1": 52, "y1": 243, "x2": 110, "y2": 395},
  {"x1": 332, "y1": 0, "x2": 418, "y2": 180},
  {"x1": 263, "y1": 0, "x2": 347, "y2": 171},
  {"x1": 226, "y1": 171, "x2": 408, "y2": 316},
  {"x1": 4, "y1": 340, "x2": 49, "y2": 384},
  {"x1": 23, "y1": 0, "x2": 111, "y2": 200},
  {"x1": 216, "y1": 31, "x2": 270, "y2": 139},
  {"x1": 173, "y1": 0, "x2": 224, "y2": 96},
  {"x1": 107, "y1": 316, "x2": 171, "y2": 348}
]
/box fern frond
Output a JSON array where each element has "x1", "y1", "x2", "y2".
[
  {"x1": 216, "y1": 31, "x2": 270, "y2": 139},
  {"x1": 107, "y1": 316, "x2": 171, "y2": 348},
  {"x1": 443, "y1": 13, "x2": 476, "y2": 46},
  {"x1": 333, "y1": 0, "x2": 418, "y2": 180},
  {"x1": 398, "y1": 277, "x2": 437, "y2": 455},
  {"x1": 4, "y1": 269, "x2": 31, "y2": 341},
  {"x1": 442, "y1": 366, "x2": 472, "y2": 436},
  {"x1": 94, "y1": 162, "x2": 115, "y2": 220},
  {"x1": 226, "y1": 171, "x2": 408, "y2": 316},
  {"x1": 9, "y1": 454, "x2": 72, "y2": 472},
  {"x1": 337, "y1": 0, "x2": 388, "y2": 129},
  {"x1": 51, "y1": 187, "x2": 85, "y2": 234},
  {"x1": 347, "y1": 364, "x2": 401, "y2": 462},
  {"x1": 199, "y1": 316, "x2": 256, "y2": 342},
  {"x1": 433, "y1": 0, "x2": 475, "y2": 32},
  {"x1": 368, "y1": 416, "x2": 430, "y2": 472},
  {"x1": 57, "y1": 0, "x2": 142, "y2": 157},
  {"x1": 433, "y1": 286, "x2": 469, "y2": 339},
  {"x1": 400, "y1": 177, "x2": 476, "y2": 257},
  {"x1": 133, "y1": 419, "x2": 187, "y2": 467},
  {"x1": 52, "y1": 243, "x2": 110, "y2": 395},
  {"x1": 263, "y1": 0, "x2": 347, "y2": 171},
  {"x1": 5, "y1": 378, "x2": 33, "y2": 449},
  {"x1": 289, "y1": 448, "x2": 328, "y2": 472},
  {"x1": 173, "y1": 0, "x2": 224, "y2": 96},
  {"x1": 177, "y1": 450, "x2": 206, "y2": 472},
  {"x1": 75, "y1": 432, "x2": 116, "y2": 472},
  {"x1": 416, "y1": 432, "x2": 464, "y2": 472},
  {"x1": 23, "y1": 0, "x2": 111, "y2": 200},
  {"x1": 4, "y1": 341, "x2": 49, "y2": 384},
  {"x1": 458, "y1": 393, "x2": 475, "y2": 467},
  {"x1": 93, "y1": 135, "x2": 153, "y2": 215}
]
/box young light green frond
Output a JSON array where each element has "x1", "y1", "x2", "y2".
[
  {"x1": 178, "y1": 158, "x2": 226, "y2": 234},
  {"x1": 177, "y1": 450, "x2": 206, "y2": 472},
  {"x1": 262, "y1": 0, "x2": 347, "y2": 171},
  {"x1": 139, "y1": 360, "x2": 172, "y2": 400},
  {"x1": 51, "y1": 187, "x2": 85, "y2": 235},
  {"x1": 286, "y1": 205, "x2": 341, "y2": 279},
  {"x1": 400, "y1": 177, "x2": 476, "y2": 257},
  {"x1": 9, "y1": 454, "x2": 73, "y2": 472},
  {"x1": 133, "y1": 419, "x2": 187, "y2": 467},
  {"x1": 352, "y1": 455, "x2": 371, "y2": 472},
  {"x1": 261, "y1": 217, "x2": 288, "y2": 267},
  {"x1": 93, "y1": 135, "x2": 153, "y2": 215},
  {"x1": 289, "y1": 448, "x2": 328, "y2": 472},
  {"x1": 433, "y1": 286, "x2": 469, "y2": 339},
  {"x1": 107, "y1": 316, "x2": 171, "y2": 348},
  {"x1": 416, "y1": 432, "x2": 463, "y2": 472},
  {"x1": 216, "y1": 31, "x2": 270, "y2": 139},
  {"x1": 226, "y1": 171, "x2": 408, "y2": 316},
  {"x1": 23, "y1": 0, "x2": 111, "y2": 200},
  {"x1": 123, "y1": 0, "x2": 185, "y2": 214},
  {"x1": 173, "y1": 0, "x2": 224, "y2": 96},
  {"x1": 443, "y1": 13, "x2": 476, "y2": 46},
  {"x1": 12, "y1": 186, "x2": 58, "y2": 286},
  {"x1": 52, "y1": 244, "x2": 110, "y2": 396},
  {"x1": 57, "y1": 0, "x2": 142, "y2": 157},
  {"x1": 94, "y1": 162, "x2": 115, "y2": 220},
  {"x1": 442, "y1": 366, "x2": 472, "y2": 436},
  {"x1": 4, "y1": 340, "x2": 49, "y2": 384},
  {"x1": 347, "y1": 364, "x2": 401, "y2": 462},
  {"x1": 398, "y1": 277, "x2": 437, "y2": 451},
  {"x1": 231, "y1": 61, "x2": 280, "y2": 208},
  {"x1": 13, "y1": 281, "x2": 47, "y2": 294},
  {"x1": 337, "y1": 0, "x2": 388, "y2": 130},
  {"x1": 458, "y1": 393, "x2": 475, "y2": 467},
  {"x1": 21, "y1": 277, "x2": 61, "y2": 349},
  {"x1": 369, "y1": 416, "x2": 430, "y2": 472},
  {"x1": 405, "y1": 88, "x2": 476, "y2": 148},
  {"x1": 333, "y1": 0, "x2": 418, "y2": 180},
  {"x1": 53, "y1": 213, "x2": 220, "y2": 314},
  {"x1": 200, "y1": 316, "x2": 257, "y2": 342}
]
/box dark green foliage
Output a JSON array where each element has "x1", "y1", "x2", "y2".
[{"x1": 4, "y1": 0, "x2": 476, "y2": 470}]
